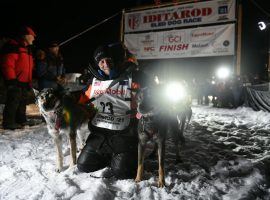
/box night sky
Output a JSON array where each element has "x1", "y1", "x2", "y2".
[
  {"x1": 0, "y1": 0, "x2": 269, "y2": 80},
  {"x1": 0, "y1": 0, "x2": 144, "y2": 72}
]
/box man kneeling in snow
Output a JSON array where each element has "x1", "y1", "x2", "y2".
[{"x1": 77, "y1": 43, "x2": 148, "y2": 179}]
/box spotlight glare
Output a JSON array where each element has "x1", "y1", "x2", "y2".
[
  {"x1": 165, "y1": 82, "x2": 186, "y2": 102},
  {"x1": 154, "y1": 76, "x2": 160, "y2": 84},
  {"x1": 216, "y1": 67, "x2": 230, "y2": 79}
]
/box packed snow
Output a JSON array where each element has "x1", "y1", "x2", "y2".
[{"x1": 1, "y1": 103, "x2": 270, "y2": 200}]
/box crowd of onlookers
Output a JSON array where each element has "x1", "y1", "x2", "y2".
[
  {"x1": 0, "y1": 31, "x2": 66, "y2": 94},
  {"x1": 0, "y1": 26, "x2": 66, "y2": 129},
  {"x1": 188, "y1": 74, "x2": 267, "y2": 108},
  {"x1": 1, "y1": 30, "x2": 66, "y2": 92}
]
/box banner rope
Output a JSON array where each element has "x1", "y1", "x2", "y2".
[{"x1": 59, "y1": 11, "x2": 121, "y2": 46}]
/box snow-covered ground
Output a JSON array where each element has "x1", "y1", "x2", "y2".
[{"x1": 1, "y1": 103, "x2": 270, "y2": 200}]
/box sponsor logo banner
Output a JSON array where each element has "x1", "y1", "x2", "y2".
[
  {"x1": 125, "y1": 0, "x2": 235, "y2": 32},
  {"x1": 124, "y1": 23, "x2": 235, "y2": 59}
]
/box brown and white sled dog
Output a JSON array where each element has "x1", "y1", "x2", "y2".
[
  {"x1": 134, "y1": 86, "x2": 192, "y2": 187},
  {"x1": 34, "y1": 88, "x2": 95, "y2": 172}
]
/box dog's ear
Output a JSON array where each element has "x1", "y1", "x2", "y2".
[{"x1": 32, "y1": 88, "x2": 40, "y2": 97}]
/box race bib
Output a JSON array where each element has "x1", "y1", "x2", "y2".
[{"x1": 90, "y1": 78, "x2": 132, "y2": 130}]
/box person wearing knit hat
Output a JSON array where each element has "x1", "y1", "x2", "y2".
[
  {"x1": 17, "y1": 26, "x2": 36, "y2": 46},
  {"x1": 93, "y1": 45, "x2": 116, "y2": 79},
  {"x1": 77, "y1": 42, "x2": 150, "y2": 180},
  {"x1": 0, "y1": 25, "x2": 37, "y2": 130},
  {"x1": 93, "y1": 45, "x2": 112, "y2": 64},
  {"x1": 92, "y1": 44, "x2": 130, "y2": 80},
  {"x1": 36, "y1": 40, "x2": 66, "y2": 90},
  {"x1": 47, "y1": 41, "x2": 59, "y2": 48},
  {"x1": 19, "y1": 26, "x2": 36, "y2": 37}
]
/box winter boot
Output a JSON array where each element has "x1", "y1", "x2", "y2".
[{"x1": 3, "y1": 123, "x2": 23, "y2": 130}]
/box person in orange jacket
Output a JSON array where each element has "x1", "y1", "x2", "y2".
[
  {"x1": 77, "y1": 42, "x2": 149, "y2": 179},
  {"x1": 0, "y1": 26, "x2": 36, "y2": 130}
]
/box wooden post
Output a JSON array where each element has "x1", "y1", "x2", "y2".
[
  {"x1": 120, "y1": 9, "x2": 125, "y2": 42},
  {"x1": 236, "y1": 1, "x2": 242, "y2": 76}
]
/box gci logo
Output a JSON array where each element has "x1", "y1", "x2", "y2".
[{"x1": 165, "y1": 35, "x2": 182, "y2": 43}]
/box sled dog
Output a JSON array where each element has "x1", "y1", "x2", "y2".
[
  {"x1": 35, "y1": 88, "x2": 95, "y2": 172},
  {"x1": 134, "y1": 87, "x2": 192, "y2": 187}
]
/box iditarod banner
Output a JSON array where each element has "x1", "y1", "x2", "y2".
[
  {"x1": 124, "y1": 23, "x2": 235, "y2": 59},
  {"x1": 125, "y1": 0, "x2": 235, "y2": 33}
]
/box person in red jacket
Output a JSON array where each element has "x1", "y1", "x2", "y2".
[{"x1": 0, "y1": 26, "x2": 36, "y2": 130}]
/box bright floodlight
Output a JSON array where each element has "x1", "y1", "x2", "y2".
[
  {"x1": 216, "y1": 67, "x2": 230, "y2": 79},
  {"x1": 154, "y1": 76, "x2": 160, "y2": 84},
  {"x1": 165, "y1": 82, "x2": 186, "y2": 102},
  {"x1": 258, "y1": 21, "x2": 266, "y2": 30}
]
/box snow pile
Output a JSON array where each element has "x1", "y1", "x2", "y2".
[{"x1": 1, "y1": 104, "x2": 270, "y2": 199}]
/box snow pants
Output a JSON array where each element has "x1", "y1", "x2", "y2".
[
  {"x1": 77, "y1": 126, "x2": 138, "y2": 179},
  {"x1": 3, "y1": 85, "x2": 28, "y2": 127}
]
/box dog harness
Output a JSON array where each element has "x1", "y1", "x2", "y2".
[
  {"x1": 43, "y1": 106, "x2": 63, "y2": 131},
  {"x1": 89, "y1": 77, "x2": 132, "y2": 131}
]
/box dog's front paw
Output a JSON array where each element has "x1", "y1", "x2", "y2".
[
  {"x1": 157, "y1": 180, "x2": 165, "y2": 188},
  {"x1": 135, "y1": 176, "x2": 142, "y2": 183},
  {"x1": 55, "y1": 168, "x2": 62, "y2": 173},
  {"x1": 56, "y1": 161, "x2": 63, "y2": 173}
]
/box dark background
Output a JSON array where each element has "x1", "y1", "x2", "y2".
[{"x1": 0, "y1": 0, "x2": 269, "y2": 81}]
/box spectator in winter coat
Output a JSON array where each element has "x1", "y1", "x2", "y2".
[
  {"x1": 0, "y1": 26, "x2": 36, "y2": 130},
  {"x1": 77, "y1": 42, "x2": 148, "y2": 179},
  {"x1": 36, "y1": 42, "x2": 66, "y2": 90},
  {"x1": 0, "y1": 36, "x2": 10, "y2": 103}
]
